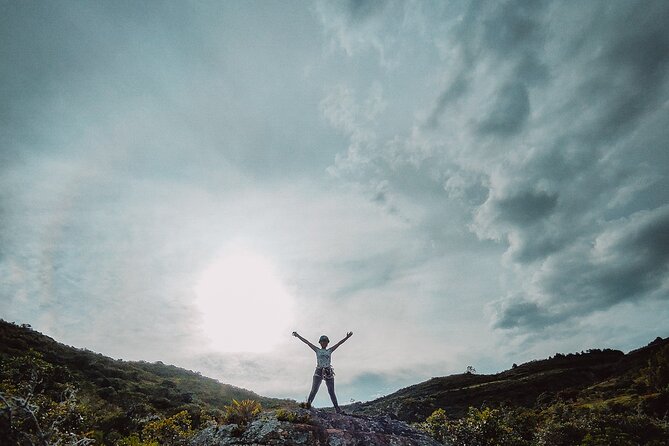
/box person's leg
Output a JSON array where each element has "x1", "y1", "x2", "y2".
[
  {"x1": 307, "y1": 374, "x2": 323, "y2": 406},
  {"x1": 325, "y1": 378, "x2": 341, "y2": 412}
]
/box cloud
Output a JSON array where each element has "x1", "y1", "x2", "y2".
[
  {"x1": 316, "y1": 0, "x2": 388, "y2": 58},
  {"x1": 427, "y1": 0, "x2": 548, "y2": 128},
  {"x1": 492, "y1": 299, "x2": 554, "y2": 330},
  {"x1": 476, "y1": 82, "x2": 530, "y2": 136},
  {"x1": 494, "y1": 205, "x2": 669, "y2": 329},
  {"x1": 315, "y1": 0, "x2": 434, "y2": 67},
  {"x1": 321, "y1": 0, "x2": 669, "y2": 336},
  {"x1": 571, "y1": 3, "x2": 669, "y2": 144},
  {"x1": 425, "y1": 75, "x2": 469, "y2": 129},
  {"x1": 493, "y1": 189, "x2": 558, "y2": 225}
]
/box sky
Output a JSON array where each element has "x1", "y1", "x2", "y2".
[{"x1": 1, "y1": 0, "x2": 668, "y2": 407}]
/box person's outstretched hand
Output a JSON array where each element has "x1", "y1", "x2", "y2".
[
  {"x1": 346, "y1": 331, "x2": 353, "y2": 338},
  {"x1": 292, "y1": 331, "x2": 298, "y2": 337}
]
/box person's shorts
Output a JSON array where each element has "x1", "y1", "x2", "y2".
[{"x1": 314, "y1": 366, "x2": 335, "y2": 380}]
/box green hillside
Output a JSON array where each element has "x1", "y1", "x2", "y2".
[
  {"x1": 2, "y1": 319, "x2": 668, "y2": 445},
  {"x1": 348, "y1": 338, "x2": 669, "y2": 422},
  {"x1": 0, "y1": 319, "x2": 294, "y2": 445},
  {"x1": 347, "y1": 337, "x2": 669, "y2": 445}
]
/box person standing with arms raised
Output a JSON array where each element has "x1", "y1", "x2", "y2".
[{"x1": 292, "y1": 331, "x2": 353, "y2": 414}]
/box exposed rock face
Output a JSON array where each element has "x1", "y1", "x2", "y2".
[{"x1": 190, "y1": 409, "x2": 442, "y2": 446}]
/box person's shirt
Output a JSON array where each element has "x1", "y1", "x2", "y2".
[{"x1": 315, "y1": 347, "x2": 333, "y2": 368}]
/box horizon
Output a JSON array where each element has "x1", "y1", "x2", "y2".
[{"x1": 2, "y1": 1, "x2": 669, "y2": 407}]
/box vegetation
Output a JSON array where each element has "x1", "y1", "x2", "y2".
[
  {"x1": 222, "y1": 399, "x2": 262, "y2": 426},
  {"x1": 350, "y1": 337, "x2": 669, "y2": 423},
  {"x1": 115, "y1": 411, "x2": 195, "y2": 446},
  {"x1": 3, "y1": 320, "x2": 668, "y2": 445},
  {"x1": 275, "y1": 408, "x2": 312, "y2": 424},
  {"x1": 0, "y1": 351, "x2": 94, "y2": 446},
  {"x1": 419, "y1": 403, "x2": 669, "y2": 446},
  {"x1": 644, "y1": 344, "x2": 669, "y2": 392},
  {"x1": 0, "y1": 320, "x2": 293, "y2": 445},
  {"x1": 415, "y1": 343, "x2": 669, "y2": 445}
]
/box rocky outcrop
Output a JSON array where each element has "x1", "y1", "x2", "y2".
[{"x1": 190, "y1": 408, "x2": 442, "y2": 446}]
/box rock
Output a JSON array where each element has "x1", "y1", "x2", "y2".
[{"x1": 190, "y1": 409, "x2": 443, "y2": 446}]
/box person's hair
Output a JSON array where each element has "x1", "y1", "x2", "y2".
[{"x1": 319, "y1": 335, "x2": 329, "y2": 343}]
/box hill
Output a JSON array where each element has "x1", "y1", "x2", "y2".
[
  {"x1": 2, "y1": 319, "x2": 668, "y2": 445},
  {"x1": 347, "y1": 337, "x2": 669, "y2": 423},
  {"x1": 0, "y1": 319, "x2": 294, "y2": 444}
]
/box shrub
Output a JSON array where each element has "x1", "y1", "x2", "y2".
[
  {"x1": 140, "y1": 410, "x2": 193, "y2": 446},
  {"x1": 116, "y1": 433, "x2": 159, "y2": 446},
  {"x1": 445, "y1": 406, "x2": 527, "y2": 446},
  {"x1": 0, "y1": 352, "x2": 93, "y2": 446},
  {"x1": 275, "y1": 408, "x2": 311, "y2": 424},
  {"x1": 222, "y1": 399, "x2": 262, "y2": 426},
  {"x1": 421, "y1": 408, "x2": 449, "y2": 443},
  {"x1": 535, "y1": 405, "x2": 669, "y2": 446},
  {"x1": 421, "y1": 400, "x2": 669, "y2": 446}
]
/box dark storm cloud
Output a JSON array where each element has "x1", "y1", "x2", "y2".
[
  {"x1": 470, "y1": 147, "x2": 580, "y2": 264},
  {"x1": 493, "y1": 299, "x2": 555, "y2": 330},
  {"x1": 462, "y1": 1, "x2": 669, "y2": 328},
  {"x1": 570, "y1": 2, "x2": 669, "y2": 145},
  {"x1": 495, "y1": 205, "x2": 669, "y2": 329},
  {"x1": 548, "y1": 206, "x2": 669, "y2": 307},
  {"x1": 480, "y1": 2, "x2": 669, "y2": 331},
  {"x1": 427, "y1": 0, "x2": 548, "y2": 127},
  {"x1": 322, "y1": 0, "x2": 669, "y2": 334}
]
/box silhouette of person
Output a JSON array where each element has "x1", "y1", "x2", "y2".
[{"x1": 293, "y1": 331, "x2": 353, "y2": 414}]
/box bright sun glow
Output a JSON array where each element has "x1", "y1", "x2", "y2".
[{"x1": 194, "y1": 247, "x2": 294, "y2": 352}]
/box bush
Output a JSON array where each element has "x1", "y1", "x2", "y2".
[
  {"x1": 420, "y1": 406, "x2": 531, "y2": 446},
  {"x1": 116, "y1": 433, "x2": 159, "y2": 446},
  {"x1": 275, "y1": 408, "x2": 311, "y2": 424},
  {"x1": 421, "y1": 408, "x2": 449, "y2": 443},
  {"x1": 140, "y1": 410, "x2": 193, "y2": 446},
  {"x1": 445, "y1": 406, "x2": 527, "y2": 446},
  {"x1": 0, "y1": 352, "x2": 93, "y2": 446},
  {"x1": 417, "y1": 404, "x2": 669, "y2": 446},
  {"x1": 222, "y1": 399, "x2": 262, "y2": 426},
  {"x1": 535, "y1": 405, "x2": 669, "y2": 446}
]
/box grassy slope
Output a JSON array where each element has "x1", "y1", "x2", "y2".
[
  {"x1": 347, "y1": 337, "x2": 669, "y2": 422},
  {"x1": 0, "y1": 319, "x2": 293, "y2": 416}
]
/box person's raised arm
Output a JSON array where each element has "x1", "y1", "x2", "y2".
[
  {"x1": 292, "y1": 331, "x2": 318, "y2": 351},
  {"x1": 329, "y1": 331, "x2": 353, "y2": 352}
]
